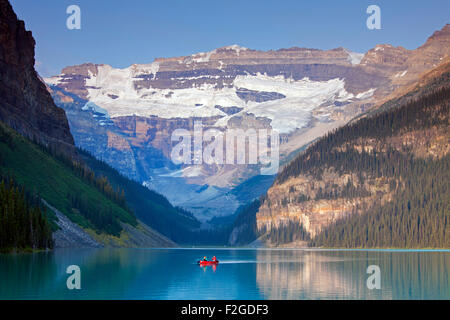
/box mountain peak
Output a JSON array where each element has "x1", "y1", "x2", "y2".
[
  {"x1": 420, "y1": 23, "x2": 450, "y2": 49},
  {"x1": 429, "y1": 23, "x2": 450, "y2": 39},
  {"x1": 218, "y1": 44, "x2": 249, "y2": 51}
]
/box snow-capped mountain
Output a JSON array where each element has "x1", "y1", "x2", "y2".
[
  {"x1": 45, "y1": 25, "x2": 450, "y2": 221},
  {"x1": 46, "y1": 46, "x2": 380, "y2": 131}
]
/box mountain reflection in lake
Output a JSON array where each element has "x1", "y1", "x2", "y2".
[
  {"x1": 0, "y1": 248, "x2": 448, "y2": 299},
  {"x1": 255, "y1": 249, "x2": 449, "y2": 299}
]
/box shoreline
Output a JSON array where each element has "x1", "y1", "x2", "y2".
[{"x1": 3, "y1": 246, "x2": 450, "y2": 254}]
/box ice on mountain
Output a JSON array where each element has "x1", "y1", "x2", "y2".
[
  {"x1": 49, "y1": 64, "x2": 376, "y2": 135},
  {"x1": 344, "y1": 49, "x2": 364, "y2": 65}
]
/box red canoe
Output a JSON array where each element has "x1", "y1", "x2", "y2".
[{"x1": 198, "y1": 260, "x2": 219, "y2": 266}]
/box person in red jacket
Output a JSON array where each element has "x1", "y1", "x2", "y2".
[{"x1": 212, "y1": 256, "x2": 217, "y2": 261}]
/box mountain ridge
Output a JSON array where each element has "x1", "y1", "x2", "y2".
[{"x1": 45, "y1": 24, "x2": 450, "y2": 221}]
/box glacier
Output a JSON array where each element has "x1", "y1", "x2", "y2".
[{"x1": 48, "y1": 65, "x2": 375, "y2": 134}]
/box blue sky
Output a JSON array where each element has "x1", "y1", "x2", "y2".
[{"x1": 10, "y1": 0, "x2": 450, "y2": 77}]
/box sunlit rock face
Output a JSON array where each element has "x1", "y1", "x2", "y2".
[{"x1": 45, "y1": 25, "x2": 450, "y2": 220}]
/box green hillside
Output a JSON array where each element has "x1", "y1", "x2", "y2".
[
  {"x1": 0, "y1": 177, "x2": 53, "y2": 252},
  {"x1": 78, "y1": 149, "x2": 201, "y2": 243},
  {"x1": 0, "y1": 121, "x2": 137, "y2": 238}
]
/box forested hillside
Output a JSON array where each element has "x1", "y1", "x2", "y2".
[
  {"x1": 0, "y1": 121, "x2": 175, "y2": 247},
  {"x1": 0, "y1": 0, "x2": 175, "y2": 249},
  {"x1": 78, "y1": 149, "x2": 203, "y2": 243},
  {"x1": 230, "y1": 66, "x2": 450, "y2": 248},
  {"x1": 306, "y1": 86, "x2": 449, "y2": 248},
  {"x1": 0, "y1": 177, "x2": 53, "y2": 252},
  {"x1": 311, "y1": 154, "x2": 448, "y2": 247}
]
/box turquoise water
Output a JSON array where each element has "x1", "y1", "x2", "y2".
[{"x1": 0, "y1": 248, "x2": 449, "y2": 299}]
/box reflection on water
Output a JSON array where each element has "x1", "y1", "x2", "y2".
[
  {"x1": 256, "y1": 250, "x2": 376, "y2": 299},
  {"x1": 199, "y1": 264, "x2": 217, "y2": 272},
  {"x1": 255, "y1": 250, "x2": 450, "y2": 300},
  {"x1": 0, "y1": 248, "x2": 449, "y2": 299},
  {"x1": 0, "y1": 249, "x2": 168, "y2": 299}
]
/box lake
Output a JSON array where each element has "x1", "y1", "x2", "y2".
[{"x1": 0, "y1": 248, "x2": 449, "y2": 299}]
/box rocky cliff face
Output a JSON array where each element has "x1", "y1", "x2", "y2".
[
  {"x1": 0, "y1": 0, "x2": 178, "y2": 248},
  {"x1": 45, "y1": 24, "x2": 450, "y2": 221},
  {"x1": 0, "y1": 0, "x2": 75, "y2": 155}
]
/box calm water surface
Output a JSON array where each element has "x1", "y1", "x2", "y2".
[{"x1": 0, "y1": 248, "x2": 449, "y2": 299}]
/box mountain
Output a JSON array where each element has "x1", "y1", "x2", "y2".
[
  {"x1": 77, "y1": 148, "x2": 206, "y2": 244},
  {"x1": 0, "y1": 0, "x2": 75, "y2": 157},
  {"x1": 230, "y1": 60, "x2": 450, "y2": 248},
  {"x1": 45, "y1": 25, "x2": 450, "y2": 221},
  {"x1": 0, "y1": 0, "x2": 184, "y2": 249},
  {"x1": 0, "y1": 122, "x2": 177, "y2": 248}
]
